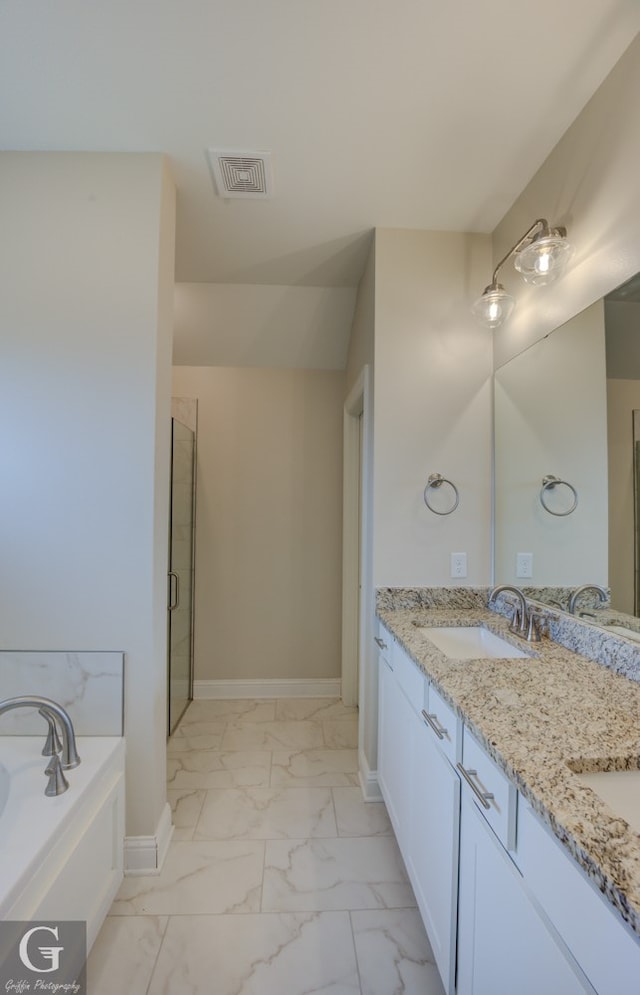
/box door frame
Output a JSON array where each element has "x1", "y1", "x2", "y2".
[{"x1": 342, "y1": 365, "x2": 372, "y2": 712}]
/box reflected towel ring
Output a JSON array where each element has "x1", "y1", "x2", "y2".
[
  {"x1": 539, "y1": 475, "x2": 578, "y2": 516},
  {"x1": 424, "y1": 473, "x2": 459, "y2": 516}
]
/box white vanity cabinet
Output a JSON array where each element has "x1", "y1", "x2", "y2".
[
  {"x1": 375, "y1": 622, "x2": 640, "y2": 993},
  {"x1": 456, "y1": 729, "x2": 592, "y2": 995},
  {"x1": 456, "y1": 789, "x2": 592, "y2": 995},
  {"x1": 377, "y1": 632, "x2": 461, "y2": 994},
  {"x1": 407, "y1": 684, "x2": 461, "y2": 994},
  {"x1": 376, "y1": 625, "x2": 423, "y2": 850}
]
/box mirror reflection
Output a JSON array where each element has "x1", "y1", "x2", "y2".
[{"x1": 494, "y1": 271, "x2": 640, "y2": 630}]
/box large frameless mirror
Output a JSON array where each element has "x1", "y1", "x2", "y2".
[{"x1": 493, "y1": 271, "x2": 640, "y2": 630}]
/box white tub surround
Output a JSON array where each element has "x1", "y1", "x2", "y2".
[
  {"x1": 0, "y1": 650, "x2": 124, "y2": 735},
  {"x1": 0, "y1": 736, "x2": 125, "y2": 950}
]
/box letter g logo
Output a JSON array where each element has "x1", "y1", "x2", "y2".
[{"x1": 18, "y1": 925, "x2": 64, "y2": 973}]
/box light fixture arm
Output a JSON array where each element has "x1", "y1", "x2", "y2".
[{"x1": 490, "y1": 218, "x2": 549, "y2": 287}]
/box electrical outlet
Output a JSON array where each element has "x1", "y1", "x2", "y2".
[
  {"x1": 450, "y1": 552, "x2": 467, "y2": 578},
  {"x1": 516, "y1": 552, "x2": 533, "y2": 579}
]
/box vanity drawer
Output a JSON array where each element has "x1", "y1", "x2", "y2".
[
  {"x1": 391, "y1": 642, "x2": 427, "y2": 715},
  {"x1": 459, "y1": 727, "x2": 517, "y2": 850},
  {"x1": 421, "y1": 683, "x2": 462, "y2": 764},
  {"x1": 374, "y1": 620, "x2": 394, "y2": 665}
]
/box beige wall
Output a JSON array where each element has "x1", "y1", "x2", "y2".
[
  {"x1": 373, "y1": 228, "x2": 493, "y2": 587},
  {"x1": 174, "y1": 283, "x2": 356, "y2": 370},
  {"x1": 607, "y1": 380, "x2": 640, "y2": 614},
  {"x1": 493, "y1": 33, "x2": 640, "y2": 369},
  {"x1": 0, "y1": 152, "x2": 175, "y2": 842},
  {"x1": 171, "y1": 366, "x2": 345, "y2": 683}
]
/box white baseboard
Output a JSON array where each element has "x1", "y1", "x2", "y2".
[
  {"x1": 359, "y1": 747, "x2": 382, "y2": 802},
  {"x1": 124, "y1": 802, "x2": 174, "y2": 875},
  {"x1": 193, "y1": 678, "x2": 342, "y2": 700}
]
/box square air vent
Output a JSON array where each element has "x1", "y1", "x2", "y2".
[{"x1": 207, "y1": 148, "x2": 274, "y2": 199}]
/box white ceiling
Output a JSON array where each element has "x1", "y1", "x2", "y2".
[{"x1": 1, "y1": 1, "x2": 639, "y2": 293}]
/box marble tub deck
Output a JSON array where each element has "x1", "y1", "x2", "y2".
[
  {"x1": 88, "y1": 697, "x2": 445, "y2": 995},
  {"x1": 377, "y1": 605, "x2": 640, "y2": 941}
]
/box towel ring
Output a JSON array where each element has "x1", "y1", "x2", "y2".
[
  {"x1": 540, "y1": 475, "x2": 578, "y2": 517},
  {"x1": 424, "y1": 473, "x2": 459, "y2": 516}
]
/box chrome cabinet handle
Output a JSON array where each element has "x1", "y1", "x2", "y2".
[
  {"x1": 374, "y1": 637, "x2": 387, "y2": 650},
  {"x1": 421, "y1": 709, "x2": 447, "y2": 740},
  {"x1": 457, "y1": 763, "x2": 495, "y2": 810},
  {"x1": 168, "y1": 571, "x2": 179, "y2": 610}
]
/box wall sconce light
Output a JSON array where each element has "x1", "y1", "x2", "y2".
[{"x1": 472, "y1": 218, "x2": 573, "y2": 329}]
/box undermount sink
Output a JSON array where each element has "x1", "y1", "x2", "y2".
[
  {"x1": 415, "y1": 625, "x2": 530, "y2": 660},
  {"x1": 575, "y1": 769, "x2": 640, "y2": 834}
]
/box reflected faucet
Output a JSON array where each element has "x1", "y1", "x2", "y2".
[
  {"x1": 0, "y1": 695, "x2": 81, "y2": 770},
  {"x1": 568, "y1": 584, "x2": 608, "y2": 616}
]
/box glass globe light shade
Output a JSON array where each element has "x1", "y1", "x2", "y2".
[
  {"x1": 514, "y1": 230, "x2": 573, "y2": 285},
  {"x1": 471, "y1": 285, "x2": 515, "y2": 329}
]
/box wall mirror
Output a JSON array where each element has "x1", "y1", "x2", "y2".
[{"x1": 494, "y1": 271, "x2": 640, "y2": 626}]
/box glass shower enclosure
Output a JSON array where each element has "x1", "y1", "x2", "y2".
[{"x1": 167, "y1": 417, "x2": 196, "y2": 734}]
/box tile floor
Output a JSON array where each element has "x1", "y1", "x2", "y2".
[{"x1": 88, "y1": 698, "x2": 445, "y2": 994}]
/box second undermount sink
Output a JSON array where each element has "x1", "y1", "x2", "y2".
[
  {"x1": 415, "y1": 625, "x2": 530, "y2": 660},
  {"x1": 575, "y1": 769, "x2": 640, "y2": 834}
]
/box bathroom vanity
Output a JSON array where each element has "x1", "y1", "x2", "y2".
[{"x1": 375, "y1": 599, "x2": 640, "y2": 994}]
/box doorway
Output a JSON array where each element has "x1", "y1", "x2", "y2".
[{"x1": 167, "y1": 417, "x2": 196, "y2": 734}]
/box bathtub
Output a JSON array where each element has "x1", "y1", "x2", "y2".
[{"x1": 0, "y1": 736, "x2": 125, "y2": 949}]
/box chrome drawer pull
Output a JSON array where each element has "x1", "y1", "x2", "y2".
[
  {"x1": 374, "y1": 637, "x2": 388, "y2": 650},
  {"x1": 421, "y1": 709, "x2": 447, "y2": 740},
  {"x1": 457, "y1": 763, "x2": 495, "y2": 810}
]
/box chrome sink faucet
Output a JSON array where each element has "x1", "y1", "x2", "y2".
[
  {"x1": 568, "y1": 584, "x2": 608, "y2": 616},
  {"x1": 0, "y1": 695, "x2": 81, "y2": 770},
  {"x1": 488, "y1": 585, "x2": 537, "y2": 640}
]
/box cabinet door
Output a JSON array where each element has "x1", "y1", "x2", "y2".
[
  {"x1": 457, "y1": 795, "x2": 592, "y2": 995},
  {"x1": 407, "y1": 715, "x2": 460, "y2": 995},
  {"x1": 377, "y1": 655, "x2": 414, "y2": 849}
]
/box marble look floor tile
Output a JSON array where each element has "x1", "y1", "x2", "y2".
[
  {"x1": 110, "y1": 841, "x2": 264, "y2": 916},
  {"x1": 270, "y1": 748, "x2": 359, "y2": 787},
  {"x1": 323, "y1": 718, "x2": 359, "y2": 749},
  {"x1": 167, "y1": 727, "x2": 225, "y2": 752},
  {"x1": 221, "y1": 719, "x2": 325, "y2": 751},
  {"x1": 332, "y1": 787, "x2": 393, "y2": 837},
  {"x1": 262, "y1": 837, "x2": 417, "y2": 912},
  {"x1": 193, "y1": 786, "x2": 337, "y2": 840},
  {"x1": 167, "y1": 750, "x2": 271, "y2": 789},
  {"x1": 275, "y1": 698, "x2": 358, "y2": 721},
  {"x1": 181, "y1": 699, "x2": 276, "y2": 722},
  {"x1": 167, "y1": 787, "x2": 206, "y2": 840},
  {"x1": 87, "y1": 915, "x2": 168, "y2": 995},
  {"x1": 147, "y1": 912, "x2": 360, "y2": 995},
  {"x1": 351, "y1": 909, "x2": 445, "y2": 995}
]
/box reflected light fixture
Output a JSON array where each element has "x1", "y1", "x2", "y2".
[{"x1": 473, "y1": 218, "x2": 573, "y2": 329}]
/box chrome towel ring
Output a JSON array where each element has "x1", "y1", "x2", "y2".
[
  {"x1": 539, "y1": 475, "x2": 578, "y2": 516},
  {"x1": 424, "y1": 473, "x2": 459, "y2": 516}
]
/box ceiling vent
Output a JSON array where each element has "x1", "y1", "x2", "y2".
[{"x1": 207, "y1": 148, "x2": 273, "y2": 199}]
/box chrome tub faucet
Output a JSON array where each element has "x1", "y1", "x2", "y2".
[{"x1": 0, "y1": 695, "x2": 81, "y2": 795}]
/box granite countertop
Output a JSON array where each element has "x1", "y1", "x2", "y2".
[{"x1": 376, "y1": 604, "x2": 640, "y2": 940}]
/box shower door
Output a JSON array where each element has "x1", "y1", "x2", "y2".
[{"x1": 167, "y1": 418, "x2": 196, "y2": 734}]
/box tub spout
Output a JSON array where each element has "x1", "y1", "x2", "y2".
[{"x1": 0, "y1": 695, "x2": 81, "y2": 769}]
